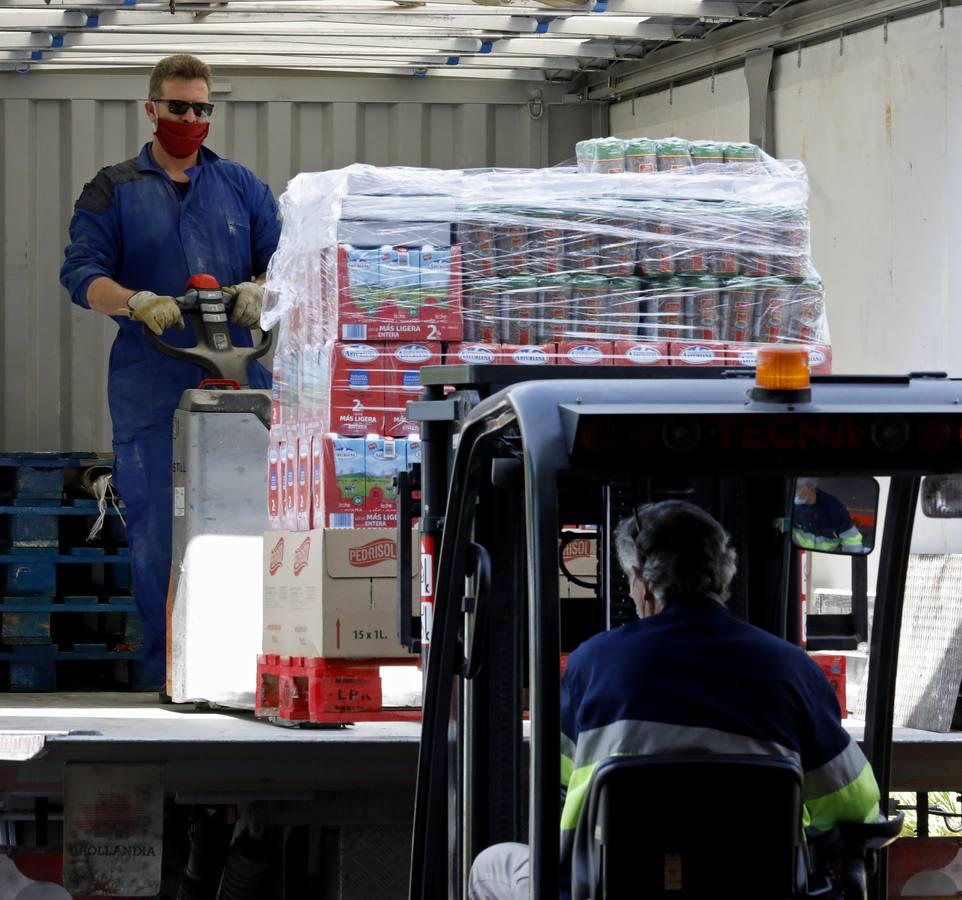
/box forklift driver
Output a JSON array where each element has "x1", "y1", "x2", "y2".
[
  {"x1": 793, "y1": 478, "x2": 867, "y2": 553},
  {"x1": 468, "y1": 500, "x2": 881, "y2": 900}
]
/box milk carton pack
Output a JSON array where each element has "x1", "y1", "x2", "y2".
[
  {"x1": 362, "y1": 438, "x2": 404, "y2": 528},
  {"x1": 329, "y1": 342, "x2": 384, "y2": 436},
  {"x1": 296, "y1": 430, "x2": 311, "y2": 532},
  {"x1": 338, "y1": 246, "x2": 383, "y2": 341},
  {"x1": 268, "y1": 443, "x2": 281, "y2": 529},
  {"x1": 380, "y1": 246, "x2": 421, "y2": 324},
  {"x1": 384, "y1": 341, "x2": 442, "y2": 437},
  {"x1": 405, "y1": 437, "x2": 422, "y2": 467},
  {"x1": 322, "y1": 436, "x2": 366, "y2": 529}
]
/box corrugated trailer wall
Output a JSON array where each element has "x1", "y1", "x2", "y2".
[
  {"x1": 610, "y1": 7, "x2": 962, "y2": 382},
  {"x1": 0, "y1": 72, "x2": 600, "y2": 452}
]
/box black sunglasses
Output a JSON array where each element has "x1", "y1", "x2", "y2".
[{"x1": 154, "y1": 98, "x2": 214, "y2": 118}]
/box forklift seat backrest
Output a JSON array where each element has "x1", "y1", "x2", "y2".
[{"x1": 572, "y1": 753, "x2": 804, "y2": 900}]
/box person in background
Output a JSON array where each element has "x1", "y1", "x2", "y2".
[
  {"x1": 469, "y1": 500, "x2": 879, "y2": 900},
  {"x1": 60, "y1": 53, "x2": 281, "y2": 685},
  {"x1": 793, "y1": 477, "x2": 866, "y2": 553}
]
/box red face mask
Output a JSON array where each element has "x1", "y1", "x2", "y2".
[{"x1": 154, "y1": 117, "x2": 209, "y2": 159}]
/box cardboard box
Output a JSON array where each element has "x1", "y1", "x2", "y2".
[
  {"x1": 383, "y1": 341, "x2": 442, "y2": 437},
  {"x1": 556, "y1": 341, "x2": 613, "y2": 366},
  {"x1": 329, "y1": 341, "x2": 385, "y2": 436},
  {"x1": 263, "y1": 528, "x2": 419, "y2": 659},
  {"x1": 669, "y1": 341, "x2": 729, "y2": 367},
  {"x1": 560, "y1": 531, "x2": 598, "y2": 600},
  {"x1": 726, "y1": 343, "x2": 759, "y2": 369},
  {"x1": 322, "y1": 436, "x2": 366, "y2": 529},
  {"x1": 613, "y1": 340, "x2": 669, "y2": 366}
]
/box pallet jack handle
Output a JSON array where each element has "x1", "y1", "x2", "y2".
[{"x1": 145, "y1": 274, "x2": 274, "y2": 389}]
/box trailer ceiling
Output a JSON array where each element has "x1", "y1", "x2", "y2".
[{"x1": 0, "y1": 0, "x2": 803, "y2": 82}]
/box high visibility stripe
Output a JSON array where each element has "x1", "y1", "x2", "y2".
[
  {"x1": 839, "y1": 526, "x2": 863, "y2": 547},
  {"x1": 561, "y1": 753, "x2": 573, "y2": 788},
  {"x1": 561, "y1": 734, "x2": 577, "y2": 765},
  {"x1": 561, "y1": 761, "x2": 600, "y2": 831},
  {"x1": 805, "y1": 763, "x2": 880, "y2": 832},
  {"x1": 804, "y1": 737, "x2": 869, "y2": 800},
  {"x1": 559, "y1": 720, "x2": 799, "y2": 831},
  {"x1": 570, "y1": 719, "x2": 798, "y2": 772}
]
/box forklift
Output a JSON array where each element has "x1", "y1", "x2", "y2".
[{"x1": 400, "y1": 348, "x2": 962, "y2": 900}]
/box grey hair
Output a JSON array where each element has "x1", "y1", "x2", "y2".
[{"x1": 614, "y1": 500, "x2": 738, "y2": 605}]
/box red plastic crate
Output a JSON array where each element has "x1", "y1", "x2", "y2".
[{"x1": 256, "y1": 654, "x2": 421, "y2": 725}]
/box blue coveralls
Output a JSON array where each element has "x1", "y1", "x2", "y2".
[{"x1": 60, "y1": 142, "x2": 281, "y2": 680}]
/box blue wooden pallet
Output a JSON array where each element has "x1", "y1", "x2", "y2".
[{"x1": 0, "y1": 453, "x2": 112, "y2": 504}]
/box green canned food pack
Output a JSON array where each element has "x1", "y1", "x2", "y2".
[
  {"x1": 656, "y1": 138, "x2": 693, "y2": 172},
  {"x1": 723, "y1": 142, "x2": 762, "y2": 163},
  {"x1": 625, "y1": 138, "x2": 657, "y2": 174},
  {"x1": 576, "y1": 138, "x2": 626, "y2": 174},
  {"x1": 501, "y1": 275, "x2": 541, "y2": 345},
  {"x1": 688, "y1": 275, "x2": 722, "y2": 341},
  {"x1": 538, "y1": 273, "x2": 574, "y2": 342},
  {"x1": 647, "y1": 275, "x2": 687, "y2": 341},
  {"x1": 690, "y1": 142, "x2": 725, "y2": 166},
  {"x1": 572, "y1": 273, "x2": 610, "y2": 335},
  {"x1": 607, "y1": 276, "x2": 643, "y2": 336},
  {"x1": 723, "y1": 277, "x2": 759, "y2": 343}
]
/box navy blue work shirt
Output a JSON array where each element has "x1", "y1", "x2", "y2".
[{"x1": 60, "y1": 142, "x2": 280, "y2": 441}]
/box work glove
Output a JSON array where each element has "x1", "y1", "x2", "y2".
[
  {"x1": 224, "y1": 281, "x2": 264, "y2": 329},
  {"x1": 127, "y1": 291, "x2": 184, "y2": 336}
]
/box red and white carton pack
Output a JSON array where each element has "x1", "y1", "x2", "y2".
[
  {"x1": 322, "y1": 435, "x2": 366, "y2": 529},
  {"x1": 726, "y1": 343, "x2": 760, "y2": 370},
  {"x1": 613, "y1": 341, "x2": 669, "y2": 366},
  {"x1": 560, "y1": 530, "x2": 598, "y2": 600},
  {"x1": 501, "y1": 344, "x2": 555, "y2": 366},
  {"x1": 556, "y1": 341, "x2": 613, "y2": 366},
  {"x1": 336, "y1": 244, "x2": 464, "y2": 342},
  {"x1": 284, "y1": 440, "x2": 297, "y2": 529},
  {"x1": 310, "y1": 432, "x2": 323, "y2": 530},
  {"x1": 329, "y1": 341, "x2": 385, "y2": 436},
  {"x1": 383, "y1": 341, "x2": 442, "y2": 437},
  {"x1": 446, "y1": 342, "x2": 498, "y2": 366},
  {"x1": 268, "y1": 443, "x2": 281, "y2": 530},
  {"x1": 419, "y1": 244, "x2": 465, "y2": 342},
  {"x1": 359, "y1": 438, "x2": 405, "y2": 529},
  {"x1": 806, "y1": 344, "x2": 833, "y2": 375},
  {"x1": 727, "y1": 343, "x2": 833, "y2": 375},
  {"x1": 296, "y1": 430, "x2": 311, "y2": 532},
  {"x1": 669, "y1": 341, "x2": 730, "y2": 367}
]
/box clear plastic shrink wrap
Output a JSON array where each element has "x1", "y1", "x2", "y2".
[{"x1": 262, "y1": 139, "x2": 831, "y2": 529}]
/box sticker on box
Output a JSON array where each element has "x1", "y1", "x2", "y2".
[{"x1": 614, "y1": 341, "x2": 669, "y2": 366}]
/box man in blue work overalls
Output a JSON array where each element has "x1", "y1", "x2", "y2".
[{"x1": 60, "y1": 54, "x2": 281, "y2": 685}]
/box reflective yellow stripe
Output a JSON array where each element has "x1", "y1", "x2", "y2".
[
  {"x1": 561, "y1": 753, "x2": 573, "y2": 788},
  {"x1": 561, "y1": 761, "x2": 599, "y2": 831},
  {"x1": 806, "y1": 763, "x2": 880, "y2": 831}
]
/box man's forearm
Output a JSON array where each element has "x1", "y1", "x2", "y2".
[{"x1": 87, "y1": 277, "x2": 135, "y2": 317}]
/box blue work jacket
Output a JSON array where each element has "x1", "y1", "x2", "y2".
[{"x1": 60, "y1": 142, "x2": 280, "y2": 441}]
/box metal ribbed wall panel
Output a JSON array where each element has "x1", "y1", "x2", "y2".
[{"x1": 0, "y1": 72, "x2": 598, "y2": 452}]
